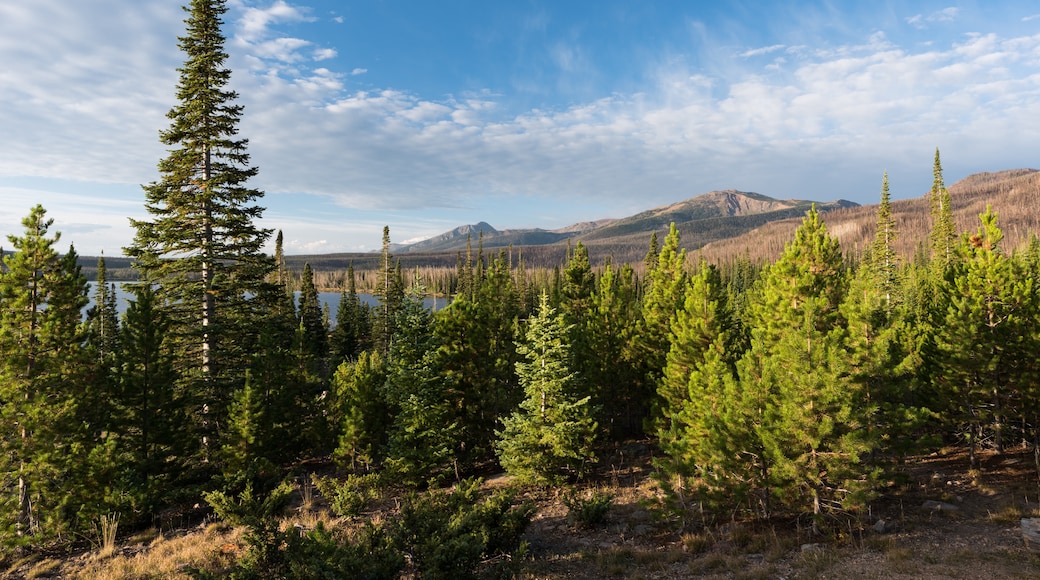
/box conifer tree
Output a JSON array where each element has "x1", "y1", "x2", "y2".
[
  {"x1": 937, "y1": 207, "x2": 1037, "y2": 465},
  {"x1": 639, "y1": 223, "x2": 688, "y2": 413},
  {"x1": 383, "y1": 279, "x2": 459, "y2": 485},
  {"x1": 374, "y1": 227, "x2": 404, "y2": 354},
  {"x1": 0, "y1": 206, "x2": 90, "y2": 542},
  {"x1": 586, "y1": 262, "x2": 644, "y2": 438},
  {"x1": 118, "y1": 284, "x2": 179, "y2": 513},
  {"x1": 86, "y1": 256, "x2": 120, "y2": 366},
  {"x1": 654, "y1": 260, "x2": 741, "y2": 522},
  {"x1": 496, "y1": 293, "x2": 597, "y2": 485},
  {"x1": 869, "y1": 172, "x2": 899, "y2": 306},
  {"x1": 125, "y1": 0, "x2": 276, "y2": 467},
  {"x1": 81, "y1": 256, "x2": 122, "y2": 436},
  {"x1": 432, "y1": 254, "x2": 521, "y2": 468},
  {"x1": 332, "y1": 350, "x2": 389, "y2": 471},
  {"x1": 297, "y1": 263, "x2": 328, "y2": 375},
  {"x1": 929, "y1": 148, "x2": 956, "y2": 268},
  {"x1": 330, "y1": 262, "x2": 370, "y2": 365},
  {"x1": 736, "y1": 207, "x2": 874, "y2": 522}
]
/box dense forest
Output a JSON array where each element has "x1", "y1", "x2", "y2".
[{"x1": 4, "y1": 1, "x2": 1040, "y2": 577}]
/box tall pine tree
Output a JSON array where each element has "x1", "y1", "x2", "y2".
[{"x1": 125, "y1": 0, "x2": 276, "y2": 470}]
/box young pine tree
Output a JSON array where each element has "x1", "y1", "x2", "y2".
[
  {"x1": 736, "y1": 207, "x2": 875, "y2": 523},
  {"x1": 0, "y1": 206, "x2": 91, "y2": 543},
  {"x1": 496, "y1": 293, "x2": 597, "y2": 486},
  {"x1": 654, "y1": 260, "x2": 743, "y2": 523},
  {"x1": 937, "y1": 207, "x2": 1038, "y2": 466}
]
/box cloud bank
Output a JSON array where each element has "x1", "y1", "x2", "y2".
[{"x1": 1, "y1": 1, "x2": 1039, "y2": 254}]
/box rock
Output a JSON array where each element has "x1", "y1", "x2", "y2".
[
  {"x1": 873, "y1": 519, "x2": 888, "y2": 533},
  {"x1": 1023, "y1": 518, "x2": 1040, "y2": 552},
  {"x1": 920, "y1": 500, "x2": 960, "y2": 512}
]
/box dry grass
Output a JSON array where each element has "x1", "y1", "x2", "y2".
[{"x1": 72, "y1": 523, "x2": 243, "y2": 580}]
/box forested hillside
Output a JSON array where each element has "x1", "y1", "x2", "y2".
[{"x1": 4, "y1": 1, "x2": 1040, "y2": 578}]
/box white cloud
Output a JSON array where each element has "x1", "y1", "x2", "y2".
[
  {"x1": 907, "y1": 7, "x2": 960, "y2": 29},
  {"x1": 3, "y1": 1, "x2": 1040, "y2": 255},
  {"x1": 313, "y1": 47, "x2": 337, "y2": 61},
  {"x1": 237, "y1": 0, "x2": 313, "y2": 42},
  {"x1": 740, "y1": 44, "x2": 786, "y2": 58}
]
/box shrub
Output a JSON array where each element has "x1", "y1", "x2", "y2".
[
  {"x1": 312, "y1": 472, "x2": 383, "y2": 517},
  {"x1": 563, "y1": 489, "x2": 614, "y2": 528},
  {"x1": 391, "y1": 478, "x2": 534, "y2": 579}
]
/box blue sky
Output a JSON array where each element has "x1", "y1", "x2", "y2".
[{"x1": 1, "y1": 1, "x2": 1039, "y2": 255}]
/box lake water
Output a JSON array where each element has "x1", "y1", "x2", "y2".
[{"x1": 86, "y1": 282, "x2": 444, "y2": 323}]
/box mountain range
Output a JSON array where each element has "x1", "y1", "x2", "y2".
[
  {"x1": 396, "y1": 190, "x2": 858, "y2": 254},
  {"x1": 81, "y1": 168, "x2": 1040, "y2": 279}
]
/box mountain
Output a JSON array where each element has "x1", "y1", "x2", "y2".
[
  {"x1": 698, "y1": 168, "x2": 1040, "y2": 265},
  {"x1": 397, "y1": 190, "x2": 856, "y2": 255}
]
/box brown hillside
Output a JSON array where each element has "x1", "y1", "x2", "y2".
[{"x1": 698, "y1": 169, "x2": 1040, "y2": 265}]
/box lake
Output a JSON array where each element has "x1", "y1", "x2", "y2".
[{"x1": 86, "y1": 282, "x2": 445, "y2": 323}]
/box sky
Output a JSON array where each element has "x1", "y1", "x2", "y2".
[{"x1": 1, "y1": 1, "x2": 1039, "y2": 255}]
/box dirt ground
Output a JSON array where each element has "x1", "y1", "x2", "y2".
[
  {"x1": 7, "y1": 445, "x2": 1040, "y2": 579},
  {"x1": 516, "y1": 445, "x2": 1040, "y2": 579}
]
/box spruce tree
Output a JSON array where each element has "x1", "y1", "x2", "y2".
[
  {"x1": 332, "y1": 351, "x2": 389, "y2": 471},
  {"x1": 330, "y1": 262, "x2": 369, "y2": 365},
  {"x1": 639, "y1": 223, "x2": 688, "y2": 415},
  {"x1": 496, "y1": 292, "x2": 597, "y2": 485},
  {"x1": 383, "y1": 279, "x2": 459, "y2": 485},
  {"x1": 297, "y1": 263, "x2": 328, "y2": 376},
  {"x1": 118, "y1": 285, "x2": 179, "y2": 513},
  {"x1": 869, "y1": 172, "x2": 899, "y2": 306},
  {"x1": 125, "y1": 0, "x2": 276, "y2": 468},
  {"x1": 374, "y1": 227, "x2": 404, "y2": 354},
  {"x1": 432, "y1": 252, "x2": 521, "y2": 468}
]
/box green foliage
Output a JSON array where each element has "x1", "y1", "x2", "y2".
[
  {"x1": 929, "y1": 148, "x2": 956, "y2": 267},
  {"x1": 332, "y1": 351, "x2": 389, "y2": 471},
  {"x1": 653, "y1": 260, "x2": 744, "y2": 523},
  {"x1": 496, "y1": 293, "x2": 598, "y2": 486},
  {"x1": 563, "y1": 489, "x2": 614, "y2": 528},
  {"x1": 383, "y1": 285, "x2": 461, "y2": 486},
  {"x1": 391, "y1": 478, "x2": 533, "y2": 580},
  {"x1": 0, "y1": 205, "x2": 92, "y2": 544},
  {"x1": 199, "y1": 486, "x2": 401, "y2": 580},
  {"x1": 125, "y1": 0, "x2": 276, "y2": 475},
  {"x1": 204, "y1": 480, "x2": 294, "y2": 529},
  {"x1": 936, "y1": 207, "x2": 1039, "y2": 461},
  {"x1": 585, "y1": 262, "x2": 645, "y2": 439},
  {"x1": 432, "y1": 253, "x2": 522, "y2": 469},
  {"x1": 312, "y1": 472, "x2": 383, "y2": 517},
  {"x1": 639, "y1": 223, "x2": 688, "y2": 390},
  {"x1": 330, "y1": 262, "x2": 372, "y2": 365}
]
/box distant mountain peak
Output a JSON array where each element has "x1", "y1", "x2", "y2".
[{"x1": 398, "y1": 189, "x2": 856, "y2": 253}]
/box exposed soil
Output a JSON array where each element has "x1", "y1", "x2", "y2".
[
  {"x1": 6, "y1": 445, "x2": 1040, "y2": 579},
  {"x1": 515, "y1": 445, "x2": 1040, "y2": 579}
]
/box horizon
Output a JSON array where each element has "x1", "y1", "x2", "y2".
[{"x1": 2, "y1": 1, "x2": 1039, "y2": 255}]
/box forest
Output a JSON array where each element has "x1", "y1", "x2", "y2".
[{"x1": 3, "y1": 1, "x2": 1040, "y2": 578}]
